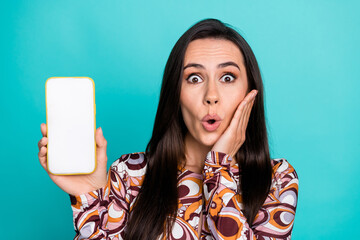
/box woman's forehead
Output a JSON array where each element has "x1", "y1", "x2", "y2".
[{"x1": 184, "y1": 38, "x2": 244, "y2": 65}]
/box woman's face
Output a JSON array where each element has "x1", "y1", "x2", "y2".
[{"x1": 180, "y1": 38, "x2": 249, "y2": 147}]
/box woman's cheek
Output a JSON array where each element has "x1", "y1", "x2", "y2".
[{"x1": 223, "y1": 100, "x2": 241, "y2": 128}]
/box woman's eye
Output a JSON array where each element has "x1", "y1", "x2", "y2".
[
  {"x1": 187, "y1": 74, "x2": 203, "y2": 84},
  {"x1": 220, "y1": 74, "x2": 236, "y2": 83}
]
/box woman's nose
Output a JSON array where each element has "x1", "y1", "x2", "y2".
[
  {"x1": 204, "y1": 82, "x2": 219, "y2": 105},
  {"x1": 205, "y1": 98, "x2": 218, "y2": 104}
]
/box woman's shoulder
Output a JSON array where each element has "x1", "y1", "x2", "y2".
[
  {"x1": 270, "y1": 158, "x2": 299, "y2": 184},
  {"x1": 268, "y1": 158, "x2": 299, "y2": 208},
  {"x1": 109, "y1": 151, "x2": 148, "y2": 178}
]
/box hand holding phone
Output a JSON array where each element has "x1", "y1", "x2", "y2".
[
  {"x1": 38, "y1": 123, "x2": 108, "y2": 196},
  {"x1": 38, "y1": 77, "x2": 108, "y2": 195}
]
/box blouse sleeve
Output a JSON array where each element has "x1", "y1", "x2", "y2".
[
  {"x1": 69, "y1": 160, "x2": 130, "y2": 240},
  {"x1": 252, "y1": 158, "x2": 299, "y2": 239},
  {"x1": 202, "y1": 151, "x2": 298, "y2": 240}
]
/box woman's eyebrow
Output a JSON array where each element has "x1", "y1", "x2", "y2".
[
  {"x1": 183, "y1": 63, "x2": 204, "y2": 70},
  {"x1": 218, "y1": 61, "x2": 240, "y2": 70},
  {"x1": 183, "y1": 61, "x2": 240, "y2": 71}
]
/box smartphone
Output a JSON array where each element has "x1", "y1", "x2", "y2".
[{"x1": 45, "y1": 77, "x2": 96, "y2": 175}]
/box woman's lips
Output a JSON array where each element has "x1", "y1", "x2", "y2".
[
  {"x1": 201, "y1": 120, "x2": 221, "y2": 132},
  {"x1": 201, "y1": 114, "x2": 222, "y2": 132}
]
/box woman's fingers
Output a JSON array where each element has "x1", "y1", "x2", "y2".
[
  {"x1": 38, "y1": 137, "x2": 48, "y2": 150},
  {"x1": 226, "y1": 90, "x2": 257, "y2": 136},
  {"x1": 246, "y1": 96, "x2": 256, "y2": 124},
  {"x1": 38, "y1": 145, "x2": 48, "y2": 171},
  {"x1": 238, "y1": 91, "x2": 257, "y2": 134},
  {"x1": 40, "y1": 123, "x2": 47, "y2": 137},
  {"x1": 237, "y1": 90, "x2": 257, "y2": 125},
  {"x1": 239, "y1": 101, "x2": 254, "y2": 138},
  {"x1": 95, "y1": 127, "x2": 108, "y2": 169},
  {"x1": 227, "y1": 91, "x2": 252, "y2": 130},
  {"x1": 38, "y1": 123, "x2": 49, "y2": 171},
  {"x1": 238, "y1": 91, "x2": 257, "y2": 136},
  {"x1": 227, "y1": 101, "x2": 245, "y2": 131}
]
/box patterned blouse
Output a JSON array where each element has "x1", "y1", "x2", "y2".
[{"x1": 70, "y1": 151, "x2": 299, "y2": 239}]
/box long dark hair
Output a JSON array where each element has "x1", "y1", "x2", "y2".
[{"x1": 125, "y1": 18, "x2": 272, "y2": 239}]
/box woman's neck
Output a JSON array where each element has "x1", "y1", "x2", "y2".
[{"x1": 183, "y1": 132, "x2": 211, "y2": 174}]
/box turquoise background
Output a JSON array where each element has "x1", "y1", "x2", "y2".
[{"x1": 1, "y1": 0, "x2": 359, "y2": 239}]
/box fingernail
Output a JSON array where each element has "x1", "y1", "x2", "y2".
[{"x1": 99, "y1": 127, "x2": 103, "y2": 134}]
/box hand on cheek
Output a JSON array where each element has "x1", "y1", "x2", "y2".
[{"x1": 211, "y1": 89, "x2": 258, "y2": 158}]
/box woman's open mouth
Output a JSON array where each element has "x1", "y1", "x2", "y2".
[
  {"x1": 201, "y1": 114, "x2": 222, "y2": 132},
  {"x1": 201, "y1": 119, "x2": 221, "y2": 132}
]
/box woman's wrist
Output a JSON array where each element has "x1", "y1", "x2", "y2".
[{"x1": 205, "y1": 151, "x2": 233, "y2": 167}]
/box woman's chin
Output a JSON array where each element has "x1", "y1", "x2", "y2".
[
  {"x1": 200, "y1": 134, "x2": 220, "y2": 148},
  {"x1": 185, "y1": 130, "x2": 221, "y2": 149}
]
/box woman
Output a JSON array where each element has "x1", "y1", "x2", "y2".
[{"x1": 38, "y1": 18, "x2": 298, "y2": 239}]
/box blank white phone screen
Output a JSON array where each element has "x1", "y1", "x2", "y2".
[{"x1": 46, "y1": 77, "x2": 96, "y2": 175}]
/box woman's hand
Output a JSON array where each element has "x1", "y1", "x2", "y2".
[
  {"x1": 211, "y1": 89, "x2": 258, "y2": 158},
  {"x1": 38, "y1": 123, "x2": 109, "y2": 196}
]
